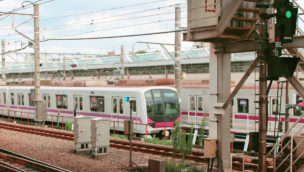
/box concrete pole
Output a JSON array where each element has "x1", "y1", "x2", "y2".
[
  {"x1": 121, "y1": 45, "x2": 125, "y2": 80},
  {"x1": 34, "y1": 4, "x2": 41, "y2": 118},
  {"x1": 1, "y1": 40, "x2": 5, "y2": 84},
  {"x1": 174, "y1": 4, "x2": 181, "y2": 97},
  {"x1": 209, "y1": 43, "x2": 231, "y2": 171}
]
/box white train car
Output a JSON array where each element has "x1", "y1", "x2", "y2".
[
  {"x1": 0, "y1": 86, "x2": 181, "y2": 135},
  {"x1": 180, "y1": 86, "x2": 304, "y2": 134}
]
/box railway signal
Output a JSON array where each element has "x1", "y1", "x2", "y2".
[
  {"x1": 71, "y1": 64, "x2": 77, "y2": 68},
  {"x1": 274, "y1": 0, "x2": 298, "y2": 43}
]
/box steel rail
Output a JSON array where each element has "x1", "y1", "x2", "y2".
[
  {"x1": 0, "y1": 122, "x2": 206, "y2": 162},
  {"x1": 0, "y1": 149, "x2": 71, "y2": 172}
]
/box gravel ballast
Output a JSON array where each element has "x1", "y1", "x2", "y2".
[{"x1": 0, "y1": 125, "x2": 167, "y2": 172}]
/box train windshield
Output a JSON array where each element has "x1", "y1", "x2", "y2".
[{"x1": 145, "y1": 89, "x2": 180, "y2": 117}]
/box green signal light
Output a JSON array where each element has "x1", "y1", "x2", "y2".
[{"x1": 286, "y1": 10, "x2": 292, "y2": 18}]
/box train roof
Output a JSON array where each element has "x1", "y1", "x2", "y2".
[{"x1": 0, "y1": 85, "x2": 177, "y2": 92}]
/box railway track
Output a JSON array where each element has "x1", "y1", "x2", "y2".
[
  {"x1": 0, "y1": 121, "x2": 74, "y2": 141},
  {"x1": 0, "y1": 121, "x2": 270, "y2": 171},
  {"x1": 0, "y1": 121, "x2": 205, "y2": 163},
  {"x1": 110, "y1": 138, "x2": 206, "y2": 163},
  {"x1": 0, "y1": 148, "x2": 70, "y2": 172}
]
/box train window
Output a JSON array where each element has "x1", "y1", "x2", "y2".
[
  {"x1": 190, "y1": 96, "x2": 195, "y2": 111},
  {"x1": 113, "y1": 99, "x2": 117, "y2": 113},
  {"x1": 90, "y1": 96, "x2": 104, "y2": 112},
  {"x1": 56, "y1": 95, "x2": 68, "y2": 109},
  {"x1": 28, "y1": 93, "x2": 34, "y2": 106},
  {"x1": 198, "y1": 97, "x2": 203, "y2": 111},
  {"x1": 237, "y1": 98, "x2": 249, "y2": 113},
  {"x1": 17, "y1": 94, "x2": 24, "y2": 106},
  {"x1": 3, "y1": 92, "x2": 5, "y2": 104},
  {"x1": 272, "y1": 99, "x2": 279, "y2": 115},
  {"x1": 152, "y1": 90, "x2": 164, "y2": 115},
  {"x1": 43, "y1": 95, "x2": 51, "y2": 108},
  {"x1": 11, "y1": 93, "x2": 14, "y2": 105},
  {"x1": 145, "y1": 91, "x2": 153, "y2": 116},
  {"x1": 80, "y1": 97, "x2": 83, "y2": 110},
  {"x1": 119, "y1": 99, "x2": 123, "y2": 114},
  {"x1": 163, "y1": 90, "x2": 179, "y2": 115},
  {"x1": 132, "y1": 100, "x2": 136, "y2": 112}
]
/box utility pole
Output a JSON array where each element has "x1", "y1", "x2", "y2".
[
  {"x1": 63, "y1": 56, "x2": 66, "y2": 81},
  {"x1": 34, "y1": 3, "x2": 42, "y2": 121},
  {"x1": 175, "y1": 4, "x2": 181, "y2": 97},
  {"x1": 285, "y1": 81, "x2": 289, "y2": 132},
  {"x1": 258, "y1": 4, "x2": 268, "y2": 172},
  {"x1": 121, "y1": 45, "x2": 125, "y2": 80},
  {"x1": 1, "y1": 40, "x2": 5, "y2": 84}
]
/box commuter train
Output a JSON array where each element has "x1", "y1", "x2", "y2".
[
  {"x1": 1, "y1": 84, "x2": 303, "y2": 137},
  {"x1": 180, "y1": 85, "x2": 304, "y2": 133},
  {"x1": 0, "y1": 86, "x2": 181, "y2": 135}
]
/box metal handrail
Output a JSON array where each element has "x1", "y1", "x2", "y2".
[
  {"x1": 274, "y1": 125, "x2": 304, "y2": 170},
  {"x1": 267, "y1": 112, "x2": 304, "y2": 156}
]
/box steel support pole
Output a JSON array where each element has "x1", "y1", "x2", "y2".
[
  {"x1": 129, "y1": 100, "x2": 133, "y2": 168},
  {"x1": 121, "y1": 45, "x2": 125, "y2": 80},
  {"x1": 209, "y1": 43, "x2": 231, "y2": 171},
  {"x1": 34, "y1": 4, "x2": 41, "y2": 120},
  {"x1": 63, "y1": 56, "x2": 66, "y2": 81},
  {"x1": 174, "y1": 4, "x2": 181, "y2": 97},
  {"x1": 258, "y1": 57, "x2": 267, "y2": 172},
  {"x1": 257, "y1": 5, "x2": 268, "y2": 171},
  {"x1": 1, "y1": 40, "x2": 5, "y2": 84},
  {"x1": 285, "y1": 81, "x2": 289, "y2": 133}
]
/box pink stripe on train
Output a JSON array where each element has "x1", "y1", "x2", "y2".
[{"x1": 181, "y1": 112, "x2": 304, "y2": 123}]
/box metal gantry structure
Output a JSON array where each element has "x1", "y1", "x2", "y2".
[{"x1": 185, "y1": 0, "x2": 304, "y2": 171}]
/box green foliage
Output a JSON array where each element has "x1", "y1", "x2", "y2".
[
  {"x1": 65, "y1": 122, "x2": 73, "y2": 131},
  {"x1": 144, "y1": 136, "x2": 173, "y2": 146},
  {"x1": 165, "y1": 159, "x2": 185, "y2": 172},
  {"x1": 171, "y1": 122, "x2": 194, "y2": 163},
  {"x1": 111, "y1": 134, "x2": 128, "y2": 140},
  {"x1": 196, "y1": 118, "x2": 208, "y2": 146},
  {"x1": 166, "y1": 159, "x2": 207, "y2": 172}
]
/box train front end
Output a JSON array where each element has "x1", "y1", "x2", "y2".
[{"x1": 144, "y1": 88, "x2": 181, "y2": 136}]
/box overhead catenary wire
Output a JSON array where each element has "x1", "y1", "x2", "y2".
[
  {"x1": 0, "y1": 3, "x2": 186, "y2": 40},
  {"x1": 43, "y1": 29, "x2": 187, "y2": 41},
  {"x1": 40, "y1": 0, "x2": 171, "y2": 21},
  {"x1": 45, "y1": 16, "x2": 186, "y2": 39},
  {"x1": 0, "y1": 44, "x2": 30, "y2": 55},
  {"x1": 44, "y1": 10, "x2": 186, "y2": 33},
  {"x1": 43, "y1": 4, "x2": 186, "y2": 31},
  {"x1": 0, "y1": 0, "x2": 49, "y2": 22}
]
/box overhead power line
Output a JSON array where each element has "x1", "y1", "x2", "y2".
[
  {"x1": 46, "y1": 16, "x2": 185, "y2": 39},
  {"x1": 43, "y1": 29, "x2": 187, "y2": 41},
  {"x1": 43, "y1": 4, "x2": 186, "y2": 31},
  {"x1": 41, "y1": 0, "x2": 170, "y2": 21},
  {"x1": 0, "y1": 44, "x2": 30, "y2": 55}
]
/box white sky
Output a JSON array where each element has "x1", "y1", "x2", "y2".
[
  {"x1": 0, "y1": 0, "x2": 303, "y2": 56},
  {"x1": 0, "y1": 0, "x2": 192, "y2": 55}
]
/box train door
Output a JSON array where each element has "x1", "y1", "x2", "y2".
[
  {"x1": 43, "y1": 94, "x2": 51, "y2": 108},
  {"x1": 73, "y1": 96, "x2": 83, "y2": 116},
  {"x1": 112, "y1": 97, "x2": 123, "y2": 115},
  {"x1": 130, "y1": 98, "x2": 137, "y2": 130},
  {"x1": 188, "y1": 95, "x2": 204, "y2": 125},
  {"x1": 112, "y1": 97, "x2": 123, "y2": 129}
]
